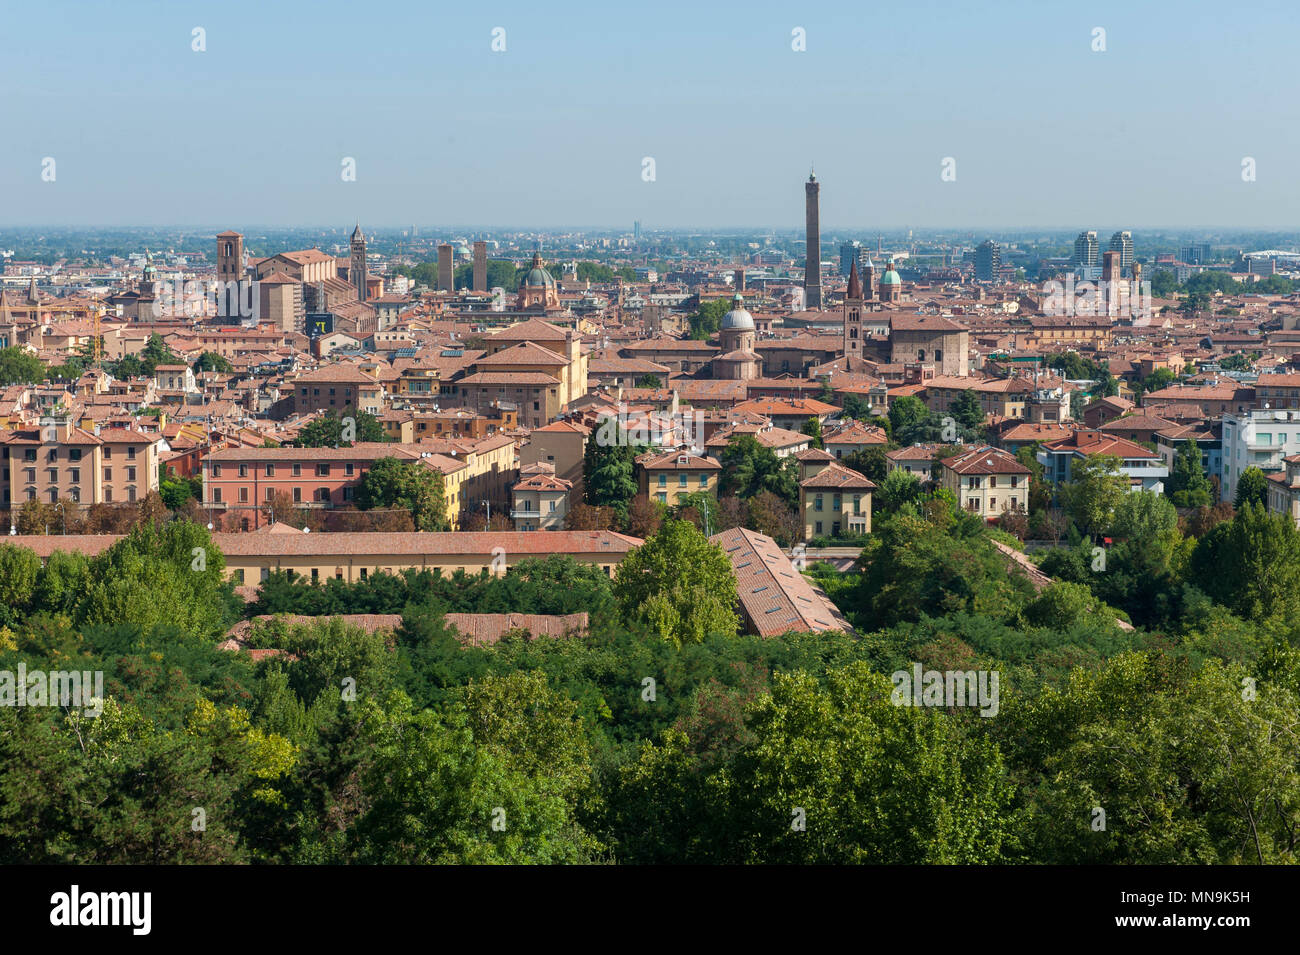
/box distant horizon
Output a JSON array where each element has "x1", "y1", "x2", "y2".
[{"x1": 3, "y1": 225, "x2": 1299, "y2": 240}]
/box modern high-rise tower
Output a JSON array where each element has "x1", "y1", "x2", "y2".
[
  {"x1": 350, "y1": 225, "x2": 367, "y2": 302},
  {"x1": 1109, "y1": 231, "x2": 1134, "y2": 271},
  {"x1": 974, "y1": 240, "x2": 1001, "y2": 282},
  {"x1": 1073, "y1": 231, "x2": 1099, "y2": 270},
  {"x1": 804, "y1": 171, "x2": 822, "y2": 309},
  {"x1": 840, "y1": 241, "x2": 869, "y2": 281}
]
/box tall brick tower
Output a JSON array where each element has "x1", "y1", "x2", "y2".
[
  {"x1": 438, "y1": 244, "x2": 454, "y2": 291},
  {"x1": 473, "y1": 240, "x2": 487, "y2": 292},
  {"x1": 843, "y1": 260, "x2": 863, "y2": 360},
  {"x1": 803, "y1": 170, "x2": 822, "y2": 309},
  {"x1": 350, "y1": 225, "x2": 367, "y2": 302},
  {"x1": 216, "y1": 231, "x2": 244, "y2": 287}
]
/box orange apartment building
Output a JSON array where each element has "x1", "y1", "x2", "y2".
[
  {"x1": 203, "y1": 432, "x2": 518, "y2": 531},
  {"x1": 0, "y1": 416, "x2": 163, "y2": 506},
  {"x1": 202, "y1": 444, "x2": 420, "y2": 530}
]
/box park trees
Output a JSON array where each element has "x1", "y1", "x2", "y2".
[
  {"x1": 355, "y1": 457, "x2": 448, "y2": 531},
  {"x1": 291, "y1": 410, "x2": 386, "y2": 448},
  {"x1": 1189, "y1": 503, "x2": 1300, "y2": 623},
  {"x1": 1166, "y1": 439, "x2": 1213, "y2": 508},
  {"x1": 1234, "y1": 466, "x2": 1268, "y2": 510},
  {"x1": 0, "y1": 347, "x2": 45, "y2": 385},
  {"x1": 613, "y1": 519, "x2": 739, "y2": 647},
  {"x1": 1059, "y1": 455, "x2": 1128, "y2": 538}
]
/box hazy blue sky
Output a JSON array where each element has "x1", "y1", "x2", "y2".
[{"x1": 2, "y1": 0, "x2": 1297, "y2": 229}]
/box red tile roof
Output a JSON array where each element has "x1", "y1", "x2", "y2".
[{"x1": 709, "y1": 527, "x2": 853, "y2": 636}]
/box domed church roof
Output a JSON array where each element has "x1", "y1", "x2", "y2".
[
  {"x1": 721, "y1": 293, "x2": 755, "y2": 330},
  {"x1": 523, "y1": 251, "x2": 556, "y2": 288}
]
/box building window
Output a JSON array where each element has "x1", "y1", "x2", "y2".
[
  {"x1": 212, "y1": 465, "x2": 221, "y2": 478},
  {"x1": 293, "y1": 487, "x2": 302, "y2": 503},
  {"x1": 317, "y1": 464, "x2": 330, "y2": 477},
  {"x1": 69, "y1": 449, "x2": 81, "y2": 462},
  {"x1": 265, "y1": 464, "x2": 274, "y2": 477}
]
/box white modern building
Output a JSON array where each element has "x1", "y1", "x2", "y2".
[{"x1": 1220, "y1": 410, "x2": 1300, "y2": 502}]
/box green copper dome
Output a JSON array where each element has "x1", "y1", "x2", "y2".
[
  {"x1": 523, "y1": 251, "x2": 556, "y2": 287},
  {"x1": 879, "y1": 261, "x2": 902, "y2": 284}
]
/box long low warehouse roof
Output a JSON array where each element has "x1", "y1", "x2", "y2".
[{"x1": 11, "y1": 529, "x2": 643, "y2": 560}]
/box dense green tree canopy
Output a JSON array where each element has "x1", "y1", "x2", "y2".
[
  {"x1": 355, "y1": 457, "x2": 448, "y2": 531},
  {"x1": 613, "y1": 519, "x2": 739, "y2": 647},
  {"x1": 1234, "y1": 466, "x2": 1268, "y2": 510},
  {"x1": 291, "y1": 409, "x2": 386, "y2": 448},
  {"x1": 0, "y1": 347, "x2": 46, "y2": 386}
]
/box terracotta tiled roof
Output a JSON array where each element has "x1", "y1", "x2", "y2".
[
  {"x1": 443, "y1": 612, "x2": 589, "y2": 645},
  {"x1": 824, "y1": 421, "x2": 888, "y2": 446},
  {"x1": 795, "y1": 447, "x2": 836, "y2": 462},
  {"x1": 709, "y1": 527, "x2": 853, "y2": 637},
  {"x1": 474, "y1": 341, "x2": 571, "y2": 366},
  {"x1": 799, "y1": 462, "x2": 876, "y2": 489},
  {"x1": 18, "y1": 530, "x2": 642, "y2": 559},
  {"x1": 942, "y1": 445, "x2": 1030, "y2": 475},
  {"x1": 1040, "y1": 431, "x2": 1161, "y2": 459},
  {"x1": 458, "y1": 371, "x2": 561, "y2": 386},
  {"x1": 487, "y1": 318, "x2": 570, "y2": 342},
  {"x1": 637, "y1": 449, "x2": 721, "y2": 471}
]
